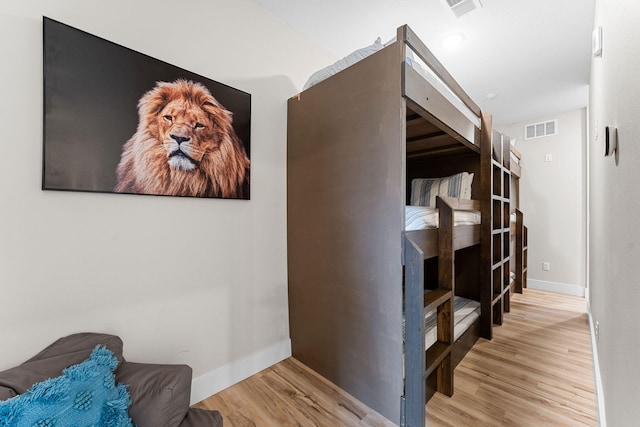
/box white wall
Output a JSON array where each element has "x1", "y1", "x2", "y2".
[
  {"x1": 499, "y1": 108, "x2": 587, "y2": 296},
  {"x1": 0, "y1": 0, "x2": 334, "y2": 403},
  {"x1": 590, "y1": 0, "x2": 640, "y2": 424}
]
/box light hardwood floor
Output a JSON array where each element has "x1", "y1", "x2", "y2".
[
  {"x1": 195, "y1": 289, "x2": 597, "y2": 426},
  {"x1": 427, "y1": 289, "x2": 597, "y2": 426}
]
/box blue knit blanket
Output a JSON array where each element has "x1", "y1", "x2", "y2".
[{"x1": 0, "y1": 345, "x2": 133, "y2": 427}]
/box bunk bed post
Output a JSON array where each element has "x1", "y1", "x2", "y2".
[
  {"x1": 398, "y1": 25, "x2": 408, "y2": 64},
  {"x1": 515, "y1": 209, "x2": 527, "y2": 293},
  {"x1": 403, "y1": 233, "x2": 426, "y2": 427},
  {"x1": 479, "y1": 111, "x2": 494, "y2": 340},
  {"x1": 523, "y1": 225, "x2": 528, "y2": 288},
  {"x1": 402, "y1": 26, "x2": 482, "y2": 119},
  {"x1": 436, "y1": 197, "x2": 455, "y2": 396}
]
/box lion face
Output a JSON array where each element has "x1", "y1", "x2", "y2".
[
  {"x1": 115, "y1": 79, "x2": 250, "y2": 198},
  {"x1": 157, "y1": 98, "x2": 219, "y2": 172}
]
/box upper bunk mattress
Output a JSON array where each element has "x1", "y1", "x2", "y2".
[{"x1": 302, "y1": 36, "x2": 481, "y2": 128}]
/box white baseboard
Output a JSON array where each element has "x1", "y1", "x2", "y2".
[
  {"x1": 190, "y1": 338, "x2": 292, "y2": 405},
  {"x1": 527, "y1": 279, "x2": 585, "y2": 297},
  {"x1": 587, "y1": 301, "x2": 607, "y2": 426}
]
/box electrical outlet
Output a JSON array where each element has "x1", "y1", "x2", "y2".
[
  {"x1": 595, "y1": 321, "x2": 599, "y2": 342},
  {"x1": 542, "y1": 262, "x2": 550, "y2": 271}
]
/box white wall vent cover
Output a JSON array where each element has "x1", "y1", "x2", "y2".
[
  {"x1": 444, "y1": 0, "x2": 483, "y2": 18},
  {"x1": 524, "y1": 119, "x2": 558, "y2": 139}
]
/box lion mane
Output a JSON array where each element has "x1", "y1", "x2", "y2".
[{"x1": 115, "y1": 79, "x2": 250, "y2": 198}]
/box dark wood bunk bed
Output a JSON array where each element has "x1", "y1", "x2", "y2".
[{"x1": 287, "y1": 25, "x2": 506, "y2": 426}]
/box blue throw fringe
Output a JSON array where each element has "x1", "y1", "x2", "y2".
[{"x1": 0, "y1": 345, "x2": 134, "y2": 427}]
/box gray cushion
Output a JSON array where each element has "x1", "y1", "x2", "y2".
[
  {"x1": 181, "y1": 408, "x2": 224, "y2": 427},
  {"x1": 0, "y1": 332, "x2": 123, "y2": 395},
  {"x1": 0, "y1": 386, "x2": 16, "y2": 401},
  {"x1": 116, "y1": 361, "x2": 192, "y2": 427}
]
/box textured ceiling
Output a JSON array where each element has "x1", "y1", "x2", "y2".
[{"x1": 254, "y1": 0, "x2": 595, "y2": 126}]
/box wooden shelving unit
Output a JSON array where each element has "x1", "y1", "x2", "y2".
[
  {"x1": 489, "y1": 130, "x2": 511, "y2": 325},
  {"x1": 481, "y1": 117, "x2": 517, "y2": 339}
]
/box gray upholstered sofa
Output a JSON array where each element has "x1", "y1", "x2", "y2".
[{"x1": 0, "y1": 333, "x2": 223, "y2": 427}]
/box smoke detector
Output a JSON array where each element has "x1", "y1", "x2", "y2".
[{"x1": 443, "y1": 0, "x2": 483, "y2": 18}]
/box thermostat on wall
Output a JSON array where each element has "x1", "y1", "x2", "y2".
[{"x1": 604, "y1": 126, "x2": 617, "y2": 157}]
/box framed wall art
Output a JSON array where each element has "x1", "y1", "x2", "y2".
[{"x1": 43, "y1": 17, "x2": 251, "y2": 199}]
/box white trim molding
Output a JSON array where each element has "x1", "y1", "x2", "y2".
[
  {"x1": 190, "y1": 338, "x2": 292, "y2": 405},
  {"x1": 587, "y1": 301, "x2": 607, "y2": 426},
  {"x1": 527, "y1": 279, "x2": 585, "y2": 297}
]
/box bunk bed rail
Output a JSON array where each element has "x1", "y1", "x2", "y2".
[
  {"x1": 399, "y1": 25, "x2": 482, "y2": 151},
  {"x1": 400, "y1": 25, "x2": 481, "y2": 119},
  {"x1": 404, "y1": 197, "x2": 481, "y2": 259}
]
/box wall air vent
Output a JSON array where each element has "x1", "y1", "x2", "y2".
[
  {"x1": 524, "y1": 119, "x2": 558, "y2": 140},
  {"x1": 444, "y1": 0, "x2": 483, "y2": 18}
]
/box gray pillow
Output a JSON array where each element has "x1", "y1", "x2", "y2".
[
  {"x1": 0, "y1": 332, "x2": 124, "y2": 395},
  {"x1": 0, "y1": 386, "x2": 16, "y2": 401},
  {"x1": 180, "y1": 408, "x2": 224, "y2": 427},
  {"x1": 410, "y1": 172, "x2": 474, "y2": 207},
  {"x1": 116, "y1": 361, "x2": 192, "y2": 427}
]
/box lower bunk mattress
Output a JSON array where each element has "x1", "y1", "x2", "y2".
[
  {"x1": 405, "y1": 206, "x2": 481, "y2": 231},
  {"x1": 403, "y1": 294, "x2": 481, "y2": 351}
]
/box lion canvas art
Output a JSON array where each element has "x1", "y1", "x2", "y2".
[
  {"x1": 43, "y1": 19, "x2": 250, "y2": 197},
  {"x1": 114, "y1": 79, "x2": 250, "y2": 198}
]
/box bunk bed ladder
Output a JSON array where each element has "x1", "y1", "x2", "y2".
[
  {"x1": 403, "y1": 198, "x2": 456, "y2": 427},
  {"x1": 436, "y1": 197, "x2": 456, "y2": 395},
  {"x1": 479, "y1": 111, "x2": 494, "y2": 340}
]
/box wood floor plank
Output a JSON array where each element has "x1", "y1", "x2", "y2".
[
  {"x1": 196, "y1": 357, "x2": 396, "y2": 427},
  {"x1": 196, "y1": 289, "x2": 597, "y2": 426},
  {"x1": 427, "y1": 289, "x2": 597, "y2": 427}
]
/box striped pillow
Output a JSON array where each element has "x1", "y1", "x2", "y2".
[{"x1": 410, "y1": 172, "x2": 474, "y2": 207}]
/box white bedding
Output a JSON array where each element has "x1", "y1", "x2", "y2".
[
  {"x1": 425, "y1": 296, "x2": 481, "y2": 349},
  {"x1": 405, "y1": 206, "x2": 481, "y2": 231},
  {"x1": 303, "y1": 38, "x2": 383, "y2": 90},
  {"x1": 303, "y1": 39, "x2": 481, "y2": 127},
  {"x1": 403, "y1": 295, "x2": 481, "y2": 352}
]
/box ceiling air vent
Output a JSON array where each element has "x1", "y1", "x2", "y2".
[
  {"x1": 524, "y1": 119, "x2": 558, "y2": 140},
  {"x1": 444, "y1": 0, "x2": 483, "y2": 18}
]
